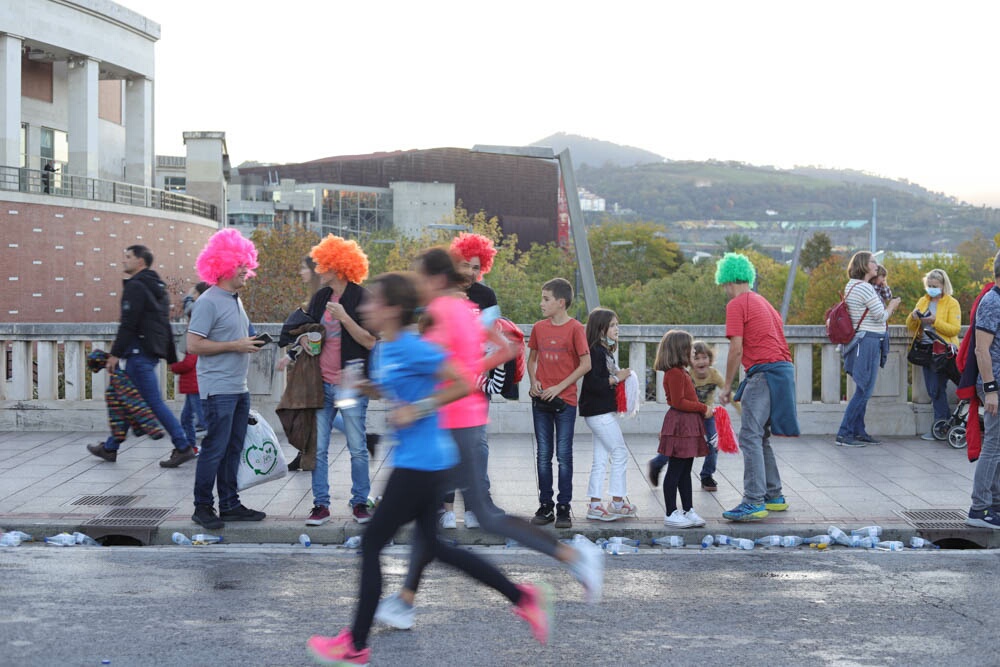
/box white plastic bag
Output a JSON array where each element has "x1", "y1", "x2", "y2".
[{"x1": 237, "y1": 409, "x2": 288, "y2": 491}]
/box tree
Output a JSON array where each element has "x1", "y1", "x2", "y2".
[
  {"x1": 800, "y1": 232, "x2": 833, "y2": 273},
  {"x1": 956, "y1": 230, "x2": 996, "y2": 284},
  {"x1": 241, "y1": 224, "x2": 320, "y2": 323},
  {"x1": 719, "y1": 233, "x2": 755, "y2": 254},
  {"x1": 789, "y1": 254, "x2": 848, "y2": 325},
  {"x1": 586, "y1": 220, "x2": 683, "y2": 288}
]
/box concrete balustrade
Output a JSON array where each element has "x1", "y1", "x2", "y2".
[{"x1": 0, "y1": 323, "x2": 951, "y2": 436}]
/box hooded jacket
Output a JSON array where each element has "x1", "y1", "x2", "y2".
[{"x1": 110, "y1": 268, "x2": 177, "y2": 363}]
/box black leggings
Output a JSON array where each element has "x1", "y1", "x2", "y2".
[
  {"x1": 352, "y1": 466, "x2": 521, "y2": 649},
  {"x1": 663, "y1": 457, "x2": 693, "y2": 515}
]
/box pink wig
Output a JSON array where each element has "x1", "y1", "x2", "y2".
[
  {"x1": 196, "y1": 228, "x2": 259, "y2": 285},
  {"x1": 449, "y1": 232, "x2": 496, "y2": 276},
  {"x1": 310, "y1": 234, "x2": 369, "y2": 284}
]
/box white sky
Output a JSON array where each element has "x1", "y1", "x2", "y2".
[{"x1": 121, "y1": 0, "x2": 1000, "y2": 206}]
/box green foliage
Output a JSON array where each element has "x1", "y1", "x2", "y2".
[
  {"x1": 241, "y1": 224, "x2": 320, "y2": 322},
  {"x1": 789, "y1": 254, "x2": 848, "y2": 325},
  {"x1": 886, "y1": 254, "x2": 978, "y2": 317},
  {"x1": 956, "y1": 230, "x2": 996, "y2": 284},
  {"x1": 618, "y1": 261, "x2": 728, "y2": 325},
  {"x1": 587, "y1": 220, "x2": 683, "y2": 288},
  {"x1": 719, "y1": 233, "x2": 756, "y2": 253},
  {"x1": 800, "y1": 232, "x2": 833, "y2": 272}
]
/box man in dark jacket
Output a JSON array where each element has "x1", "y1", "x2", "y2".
[{"x1": 87, "y1": 245, "x2": 196, "y2": 468}]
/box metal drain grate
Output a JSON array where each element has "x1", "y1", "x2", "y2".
[
  {"x1": 897, "y1": 509, "x2": 969, "y2": 530},
  {"x1": 80, "y1": 507, "x2": 175, "y2": 545},
  {"x1": 70, "y1": 495, "x2": 142, "y2": 507}
]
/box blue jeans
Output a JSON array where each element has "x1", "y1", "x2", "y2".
[
  {"x1": 971, "y1": 403, "x2": 1000, "y2": 511},
  {"x1": 180, "y1": 393, "x2": 204, "y2": 448},
  {"x1": 650, "y1": 415, "x2": 718, "y2": 479},
  {"x1": 738, "y1": 373, "x2": 783, "y2": 505},
  {"x1": 922, "y1": 366, "x2": 951, "y2": 423},
  {"x1": 314, "y1": 382, "x2": 369, "y2": 508},
  {"x1": 532, "y1": 404, "x2": 577, "y2": 505},
  {"x1": 194, "y1": 392, "x2": 249, "y2": 510},
  {"x1": 838, "y1": 333, "x2": 883, "y2": 440},
  {"x1": 105, "y1": 351, "x2": 190, "y2": 451}
]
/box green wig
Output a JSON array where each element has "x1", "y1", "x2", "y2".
[{"x1": 715, "y1": 252, "x2": 756, "y2": 285}]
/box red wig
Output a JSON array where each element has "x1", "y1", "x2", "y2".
[
  {"x1": 310, "y1": 234, "x2": 369, "y2": 284},
  {"x1": 195, "y1": 228, "x2": 258, "y2": 285},
  {"x1": 449, "y1": 232, "x2": 496, "y2": 276}
]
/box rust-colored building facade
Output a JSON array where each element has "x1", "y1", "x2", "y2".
[{"x1": 237, "y1": 148, "x2": 559, "y2": 248}]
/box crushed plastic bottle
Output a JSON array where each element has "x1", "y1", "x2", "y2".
[
  {"x1": 701, "y1": 535, "x2": 715, "y2": 549},
  {"x1": 172, "y1": 532, "x2": 193, "y2": 546},
  {"x1": 0, "y1": 533, "x2": 22, "y2": 547},
  {"x1": 609, "y1": 536, "x2": 642, "y2": 547},
  {"x1": 853, "y1": 536, "x2": 876, "y2": 549},
  {"x1": 344, "y1": 535, "x2": 362, "y2": 550},
  {"x1": 299, "y1": 534, "x2": 311, "y2": 547},
  {"x1": 909, "y1": 536, "x2": 940, "y2": 550},
  {"x1": 732, "y1": 538, "x2": 755, "y2": 550},
  {"x1": 72, "y1": 532, "x2": 100, "y2": 546},
  {"x1": 604, "y1": 542, "x2": 639, "y2": 555},
  {"x1": 44, "y1": 532, "x2": 77, "y2": 546},
  {"x1": 827, "y1": 526, "x2": 852, "y2": 546},
  {"x1": 652, "y1": 535, "x2": 685, "y2": 548},
  {"x1": 754, "y1": 535, "x2": 782, "y2": 547},
  {"x1": 504, "y1": 538, "x2": 521, "y2": 549},
  {"x1": 780, "y1": 536, "x2": 804, "y2": 547},
  {"x1": 851, "y1": 525, "x2": 883, "y2": 539},
  {"x1": 875, "y1": 541, "x2": 905, "y2": 552},
  {"x1": 715, "y1": 535, "x2": 734, "y2": 546},
  {"x1": 5, "y1": 531, "x2": 32, "y2": 542},
  {"x1": 805, "y1": 535, "x2": 832, "y2": 545},
  {"x1": 191, "y1": 534, "x2": 223, "y2": 545}
]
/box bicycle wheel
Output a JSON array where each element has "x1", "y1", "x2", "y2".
[
  {"x1": 948, "y1": 426, "x2": 967, "y2": 449},
  {"x1": 932, "y1": 419, "x2": 951, "y2": 441}
]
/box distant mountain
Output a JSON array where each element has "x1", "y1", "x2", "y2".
[{"x1": 530, "y1": 132, "x2": 665, "y2": 168}]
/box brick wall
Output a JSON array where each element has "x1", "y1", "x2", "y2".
[{"x1": 1, "y1": 200, "x2": 216, "y2": 322}]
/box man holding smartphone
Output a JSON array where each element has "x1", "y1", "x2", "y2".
[{"x1": 186, "y1": 229, "x2": 267, "y2": 530}]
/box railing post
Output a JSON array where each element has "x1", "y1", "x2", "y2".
[
  {"x1": 793, "y1": 343, "x2": 813, "y2": 403},
  {"x1": 628, "y1": 341, "x2": 646, "y2": 400},
  {"x1": 64, "y1": 341, "x2": 85, "y2": 400},
  {"x1": 9, "y1": 340, "x2": 32, "y2": 401},
  {"x1": 36, "y1": 341, "x2": 58, "y2": 400},
  {"x1": 820, "y1": 344, "x2": 842, "y2": 403}
]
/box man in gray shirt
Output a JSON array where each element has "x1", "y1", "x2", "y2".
[
  {"x1": 187, "y1": 230, "x2": 267, "y2": 530},
  {"x1": 969, "y1": 250, "x2": 1000, "y2": 530}
]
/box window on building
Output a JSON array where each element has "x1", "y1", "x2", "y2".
[
  {"x1": 163, "y1": 176, "x2": 186, "y2": 193},
  {"x1": 39, "y1": 127, "x2": 68, "y2": 169}
]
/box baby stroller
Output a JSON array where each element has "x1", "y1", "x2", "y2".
[{"x1": 923, "y1": 329, "x2": 972, "y2": 448}]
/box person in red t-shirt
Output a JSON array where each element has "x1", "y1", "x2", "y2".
[
  {"x1": 527, "y1": 277, "x2": 591, "y2": 529},
  {"x1": 716, "y1": 253, "x2": 794, "y2": 522}
]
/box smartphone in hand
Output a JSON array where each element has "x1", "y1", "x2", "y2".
[{"x1": 254, "y1": 332, "x2": 274, "y2": 345}]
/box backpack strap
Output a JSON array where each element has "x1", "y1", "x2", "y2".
[{"x1": 844, "y1": 282, "x2": 869, "y2": 332}]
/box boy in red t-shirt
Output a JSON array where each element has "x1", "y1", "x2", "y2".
[{"x1": 527, "y1": 278, "x2": 591, "y2": 529}]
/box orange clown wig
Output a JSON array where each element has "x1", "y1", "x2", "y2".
[
  {"x1": 195, "y1": 228, "x2": 258, "y2": 285},
  {"x1": 309, "y1": 234, "x2": 369, "y2": 284},
  {"x1": 449, "y1": 232, "x2": 497, "y2": 276}
]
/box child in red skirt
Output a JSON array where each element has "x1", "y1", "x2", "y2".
[{"x1": 654, "y1": 330, "x2": 711, "y2": 528}]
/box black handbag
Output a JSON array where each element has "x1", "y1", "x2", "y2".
[
  {"x1": 907, "y1": 340, "x2": 933, "y2": 367},
  {"x1": 531, "y1": 396, "x2": 567, "y2": 414}
]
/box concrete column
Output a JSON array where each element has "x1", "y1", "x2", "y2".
[
  {"x1": 794, "y1": 343, "x2": 813, "y2": 403},
  {"x1": 36, "y1": 341, "x2": 58, "y2": 400},
  {"x1": 67, "y1": 57, "x2": 99, "y2": 177},
  {"x1": 125, "y1": 77, "x2": 152, "y2": 186},
  {"x1": 821, "y1": 344, "x2": 842, "y2": 404},
  {"x1": 0, "y1": 34, "x2": 22, "y2": 169}
]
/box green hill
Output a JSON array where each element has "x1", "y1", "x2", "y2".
[{"x1": 530, "y1": 132, "x2": 665, "y2": 168}]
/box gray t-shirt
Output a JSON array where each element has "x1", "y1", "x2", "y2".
[
  {"x1": 974, "y1": 288, "x2": 1000, "y2": 383},
  {"x1": 188, "y1": 285, "x2": 250, "y2": 398}
]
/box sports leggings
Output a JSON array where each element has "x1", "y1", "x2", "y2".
[
  {"x1": 352, "y1": 466, "x2": 521, "y2": 649},
  {"x1": 404, "y1": 425, "x2": 560, "y2": 593},
  {"x1": 663, "y1": 456, "x2": 694, "y2": 515}
]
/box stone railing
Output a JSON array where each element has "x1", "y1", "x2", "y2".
[{"x1": 0, "y1": 323, "x2": 945, "y2": 436}]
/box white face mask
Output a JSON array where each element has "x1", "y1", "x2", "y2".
[{"x1": 926, "y1": 287, "x2": 942, "y2": 298}]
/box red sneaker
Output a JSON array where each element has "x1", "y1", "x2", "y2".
[
  {"x1": 307, "y1": 628, "x2": 370, "y2": 665},
  {"x1": 352, "y1": 503, "x2": 372, "y2": 524},
  {"x1": 305, "y1": 505, "x2": 330, "y2": 526},
  {"x1": 512, "y1": 582, "x2": 552, "y2": 645}
]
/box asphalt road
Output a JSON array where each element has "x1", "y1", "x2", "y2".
[{"x1": 1, "y1": 544, "x2": 998, "y2": 666}]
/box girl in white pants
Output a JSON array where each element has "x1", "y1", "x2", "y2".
[{"x1": 579, "y1": 308, "x2": 636, "y2": 521}]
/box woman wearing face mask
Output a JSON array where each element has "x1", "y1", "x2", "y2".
[{"x1": 907, "y1": 268, "x2": 962, "y2": 440}]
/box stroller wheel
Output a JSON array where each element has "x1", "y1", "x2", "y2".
[
  {"x1": 947, "y1": 426, "x2": 967, "y2": 449},
  {"x1": 932, "y1": 419, "x2": 951, "y2": 441}
]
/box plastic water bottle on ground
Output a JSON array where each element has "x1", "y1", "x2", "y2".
[
  {"x1": 44, "y1": 533, "x2": 77, "y2": 546},
  {"x1": 780, "y1": 536, "x2": 804, "y2": 547},
  {"x1": 652, "y1": 535, "x2": 685, "y2": 548},
  {"x1": 299, "y1": 534, "x2": 311, "y2": 547},
  {"x1": 604, "y1": 542, "x2": 639, "y2": 555},
  {"x1": 172, "y1": 532, "x2": 193, "y2": 546},
  {"x1": 909, "y1": 536, "x2": 940, "y2": 549},
  {"x1": 754, "y1": 535, "x2": 782, "y2": 547},
  {"x1": 805, "y1": 535, "x2": 832, "y2": 545},
  {"x1": 828, "y1": 526, "x2": 852, "y2": 546},
  {"x1": 715, "y1": 535, "x2": 734, "y2": 546},
  {"x1": 876, "y1": 541, "x2": 905, "y2": 551},
  {"x1": 0, "y1": 533, "x2": 22, "y2": 547},
  {"x1": 732, "y1": 538, "x2": 755, "y2": 550},
  {"x1": 610, "y1": 536, "x2": 642, "y2": 547},
  {"x1": 344, "y1": 535, "x2": 362, "y2": 550},
  {"x1": 5, "y1": 530, "x2": 32, "y2": 542},
  {"x1": 73, "y1": 532, "x2": 100, "y2": 546},
  {"x1": 504, "y1": 538, "x2": 521, "y2": 549},
  {"x1": 701, "y1": 535, "x2": 715, "y2": 549},
  {"x1": 851, "y1": 525, "x2": 883, "y2": 538},
  {"x1": 191, "y1": 534, "x2": 223, "y2": 545}
]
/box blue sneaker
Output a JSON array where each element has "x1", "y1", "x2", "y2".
[
  {"x1": 723, "y1": 502, "x2": 769, "y2": 522},
  {"x1": 966, "y1": 508, "x2": 1000, "y2": 530},
  {"x1": 765, "y1": 496, "x2": 789, "y2": 511}
]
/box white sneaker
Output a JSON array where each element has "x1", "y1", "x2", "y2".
[
  {"x1": 608, "y1": 501, "x2": 638, "y2": 519},
  {"x1": 439, "y1": 510, "x2": 457, "y2": 529},
  {"x1": 684, "y1": 509, "x2": 706, "y2": 527},
  {"x1": 568, "y1": 534, "x2": 604, "y2": 604},
  {"x1": 586, "y1": 504, "x2": 619, "y2": 521},
  {"x1": 664, "y1": 509, "x2": 694, "y2": 528},
  {"x1": 464, "y1": 511, "x2": 480, "y2": 529},
  {"x1": 374, "y1": 593, "x2": 415, "y2": 630}
]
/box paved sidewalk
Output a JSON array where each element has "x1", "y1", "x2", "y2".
[{"x1": 0, "y1": 428, "x2": 991, "y2": 547}]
